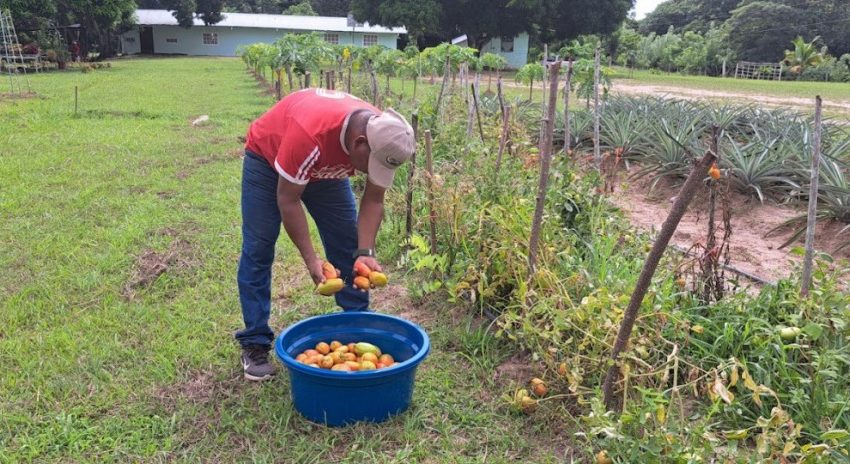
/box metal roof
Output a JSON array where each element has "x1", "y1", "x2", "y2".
[{"x1": 134, "y1": 9, "x2": 406, "y2": 34}]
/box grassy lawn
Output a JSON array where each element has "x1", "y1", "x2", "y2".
[
  {"x1": 0, "y1": 57, "x2": 565, "y2": 462},
  {"x1": 612, "y1": 67, "x2": 850, "y2": 102}
]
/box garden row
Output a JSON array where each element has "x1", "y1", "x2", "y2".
[{"x1": 237, "y1": 36, "x2": 850, "y2": 460}]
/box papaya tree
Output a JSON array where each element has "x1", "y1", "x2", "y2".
[
  {"x1": 375, "y1": 48, "x2": 405, "y2": 93},
  {"x1": 515, "y1": 63, "x2": 545, "y2": 101},
  {"x1": 479, "y1": 52, "x2": 507, "y2": 92}
]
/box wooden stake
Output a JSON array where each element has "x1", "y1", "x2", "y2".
[
  {"x1": 496, "y1": 76, "x2": 506, "y2": 121},
  {"x1": 405, "y1": 113, "x2": 419, "y2": 240},
  {"x1": 472, "y1": 78, "x2": 485, "y2": 143},
  {"x1": 593, "y1": 45, "x2": 602, "y2": 169},
  {"x1": 369, "y1": 68, "x2": 378, "y2": 105},
  {"x1": 528, "y1": 62, "x2": 561, "y2": 273},
  {"x1": 601, "y1": 148, "x2": 718, "y2": 410},
  {"x1": 801, "y1": 96, "x2": 823, "y2": 297},
  {"x1": 539, "y1": 44, "x2": 548, "y2": 151},
  {"x1": 495, "y1": 106, "x2": 511, "y2": 176},
  {"x1": 346, "y1": 66, "x2": 352, "y2": 94},
  {"x1": 564, "y1": 60, "x2": 573, "y2": 154},
  {"x1": 435, "y1": 55, "x2": 450, "y2": 119},
  {"x1": 425, "y1": 130, "x2": 437, "y2": 255}
]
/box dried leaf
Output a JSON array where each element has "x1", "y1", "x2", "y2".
[
  {"x1": 729, "y1": 365, "x2": 739, "y2": 388},
  {"x1": 712, "y1": 376, "x2": 735, "y2": 404}
]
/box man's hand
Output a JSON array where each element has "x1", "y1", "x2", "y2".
[
  {"x1": 354, "y1": 255, "x2": 382, "y2": 274},
  {"x1": 306, "y1": 257, "x2": 326, "y2": 285}
]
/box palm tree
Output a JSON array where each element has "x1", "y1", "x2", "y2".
[{"x1": 783, "y1": 36, "x2": 824, "y2": 74}]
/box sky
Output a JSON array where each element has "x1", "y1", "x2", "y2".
[{"x1": 633, "y1": 0, "x2": 666, "y2": 19}]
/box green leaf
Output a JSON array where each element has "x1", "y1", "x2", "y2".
[
  {"x1": 820, "y1": 429, "x2": 849, "y2": 441},
  {"x1": 802, "y1": 323, "x2": 823, "y2": 340}
]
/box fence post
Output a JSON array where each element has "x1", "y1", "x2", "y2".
[{"x1": 801, "y1": 96, "x2": 823, "y2": 297}]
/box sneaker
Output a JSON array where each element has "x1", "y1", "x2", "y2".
[{"x1": 241, "y1": 345, "x2": 278, "y2": 381}]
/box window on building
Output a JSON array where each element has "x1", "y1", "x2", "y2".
[
  {"x1": 324, "y1": 33, "x2": 339, "y2": 45},
  {"x1": 362, "y1": 34, "x2": 378, "y2": 47},
  {"x1": 203, "y1": 32, "x2": 218, "y2": 45},
  {"x1": 501, "y1": 37, "x2": 514, "y2": 53},
  {"x1": 166, "y1": 38, "x2": 177, "y2": 43}
]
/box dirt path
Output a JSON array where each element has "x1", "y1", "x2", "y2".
[
  {"x1": 610, "y1": 174, "x2": 849, "y2": 284},
  {"x1": 610, "y1": 81, "x2": 850, "y2": 115}
]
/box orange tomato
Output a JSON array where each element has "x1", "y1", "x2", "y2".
[
  {"x1": 334, "y1": 345, "x2": 349, "y2": 354},
  {"x1": 347, "y1": 342, "x2": 356, "y2": 353},
  {"x1": 375, "y1": 362, "x2": 385, "y2": 369},
  {"x1": 353, "y1": 276, "x2": 371, "y2": 291},
  {"x1": 361, "y1": 353, "x2": 378, "y2": 364},
  {"x1": 329, "y1": 340, "x2": 342, "y2": 351},
  {"x1": 342, "y1": 352, "x2": 356, "y2": 362},
  {"x1": 331, "y1": 363, "x2": 352, "y2": 372},
  {"x1": 360, "y1": 360, "x2": 377, "y2": 370},
  {"x1": 320, "y1": 355, "x2": 335, "y2": 369},
  {"x1": 322, "y1": 261, "x2": 339, "y2": 280},
  {"x1": 329, "y1": 352, "x2": 343, "y2": 364},
  {"x1": 379, "y1": 354, "x2": 394, "y2": 365},
  {"x1": 344, "y1": 361, "x2": 361, "y2": 371},
  {"x1": 353, "y1": 261, "x2": 372, "y2": 277},
  {"x1": 315, "y1": 342, "x2": 331, "y2": 355},
  {"x1": 295, "y1": 353, "x2": 308, "y2": 363},
  {"x1": 304, "y1": 349, "x2": 319, "y2": 357}
]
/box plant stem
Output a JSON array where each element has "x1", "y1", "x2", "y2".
[{"x1": 602, "y1": 148, "x2": 717, "y2": 410}]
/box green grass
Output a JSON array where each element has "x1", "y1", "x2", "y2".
[
  {"x1": 0, "y1": 57, "x2": 565, "y2": 462},
  {"x1": 612, "y1": 67, "x2": 850, "y2": 103}
]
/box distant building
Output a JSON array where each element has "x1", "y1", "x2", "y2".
[
  {"x1": 120, "y1": 9, "x2": 407, "y2": 56},
  {"x1": 451, "y1": 33, "x2": 530, "y2": 69}
]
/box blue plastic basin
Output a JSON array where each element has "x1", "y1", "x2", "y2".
[{"x1": 275, "y1": 311, "x2": 430, "y2": 426}]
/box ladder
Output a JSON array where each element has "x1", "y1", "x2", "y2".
[{"x1": 0, "y1": 9, "x2": 31, "y2": 95}]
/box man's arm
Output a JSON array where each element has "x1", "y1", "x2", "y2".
[
  {"x1": 356, "y1": 180, "x2": 386, "y2": 271},
  {"x1": 277, "y1": 177, "x2": 325, "y2": 284}
]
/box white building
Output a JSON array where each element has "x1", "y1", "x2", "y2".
[{"x1": 120, "y1": 9, "x2": 407, "y2": 56}]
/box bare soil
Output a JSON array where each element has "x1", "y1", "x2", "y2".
[
  {"x1": 122, "y1": 234, "x2": 199, "y2": 299},
  {"x1": 612, "y1": 81, "x2": 850, "y2": 115},
  {"x1": 611, "y1": 173, "x2": 850, "y2": 283}
]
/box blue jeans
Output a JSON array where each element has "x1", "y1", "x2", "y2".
[{"x1": 235, "y1": 150, "x2": 369, "y2": 348}]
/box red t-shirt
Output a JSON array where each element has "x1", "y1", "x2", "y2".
[{"x1": 245, "y1": 88, "x2": 379, "y2": 185}]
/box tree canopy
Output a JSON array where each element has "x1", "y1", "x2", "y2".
[
  {"x1": 282, "y1": 1, "x2": 317, "y2": 15},
  {"x1": 350, "y1": 0, "x2": 633, "y2": 49},
  {"x1": 640, "y1": 0, "x2": 850, "y2": 60}
]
